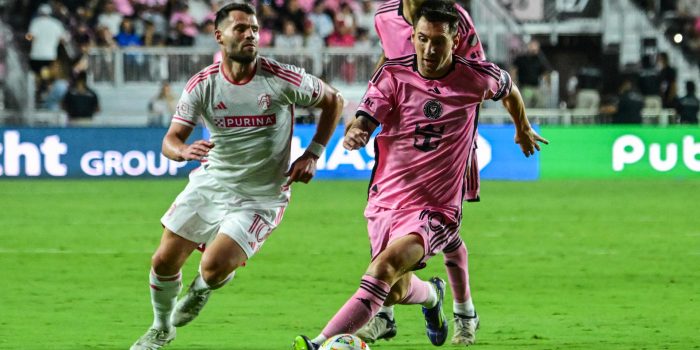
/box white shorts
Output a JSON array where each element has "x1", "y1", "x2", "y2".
[{"x1": 161, "y1": 168, "x2": 287, "y2": 258}]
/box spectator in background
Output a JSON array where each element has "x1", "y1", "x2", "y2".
[
  {"x1": 280, "y1": 0, "x2": 306, "y2": 33},
  {"x1": 302, "y1": 19, "x2": 324, "y2": 52},
  {"x1": 148, "y1": 81, "x2": 176, "y2": 127},
  {"x1": 115, "y1": 17, "x2": 143, "y2": 47},
  {"x1": 275, "y1": 19, "x2": 303, "y2": 49},
  {"x1": 142, "y1": 20, "x2": 166, "y2": 47},
  {"x1": 637, "y1": 55, "x2": 662, "y2": 111},
  {"x1": 62, "y1": 71, "x2": 100, "y2": 123},
  {"x1": 95, "y1": 25, "x2": 118, "y2": 48},
  {"x1": 97, "y1": 1, "x2": 124, "y2": 36},
  {"x1": 40, "y1": 61, "x2": 70, "y2": 111},
  {"x1": 327, "y1": 19, "x2": 356, "y2": 83},
  {"x1": 656, "y1": 52, "x2": 677, "y2": 108},
  {"x1": 168, "y1": 20, "x2": 195, "y2": 46},
  {"x1": 26, "y1": 4, "x2": 67, "y2": 76},
  {"x1": 575, "y1": 66, "x2": 602, "y2": 111},
  {"x1": 194, "y1": 19, "x2": 219, "y2": 51},
  {"x1": 308, "y1": 0, "x2": 334, "y2": 39},
  {"x1": 602, "y1": 78, "x2": 644, "y2": 124},
  {"x1": 512, "y1": 39, "x2": 551, "y2": 108},
  {"x1": 335, "y1": 2, "x2": 357, "y2": 35},
  {"x1": 676, "y1": 81, "x2": 699, "y2": 124},
  {"x1": 356, "y1": 0, "x2": 376, "y2": 41}
]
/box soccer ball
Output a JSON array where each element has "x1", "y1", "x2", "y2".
[{"x1": 320, "y1": 334, "x2": 371, "y2": 350}]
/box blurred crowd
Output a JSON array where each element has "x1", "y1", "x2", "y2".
[{"x1": 7, "y1": 0, "x2": 382, "y2": 120}]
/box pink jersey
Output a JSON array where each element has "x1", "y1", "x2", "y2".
[
  {"x1": 375, "y1": 0, "x2": 485, "y2": 61},
  {"x1": 357, "y1": 55, "x2": 511, "y2": 211}
]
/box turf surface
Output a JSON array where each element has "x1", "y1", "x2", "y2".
[{"x1": 0, "y1": 179, "x2": 698, "y2": 349}]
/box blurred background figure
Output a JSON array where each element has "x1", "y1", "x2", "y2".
[
  {"x1": 26, "y1": 4, "x2": 68, "y2": 92},
  {"x1": 147, "y1": 80, "x2": 176, "y2": 127},
  {"x1": 601, "y1": 78, "x2": 644, "y2": 124},
  {"x1": 656, "y1": 52, "x2": 677, "y2": 108},
  {"x1": 511, "y1": 39, "x2": 551, "y2": 108},
  {"x1": 675, "y1": 80, "x2": 699, "y2": 124},
  {"x1": 62, "y1": 71, "x2": 100, "y2": 124}
]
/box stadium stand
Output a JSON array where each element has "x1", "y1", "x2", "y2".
[{"x1": 0, "y1": 0, "x2": 698, "y2": 126}]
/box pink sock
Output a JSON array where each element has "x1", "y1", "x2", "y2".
[
  {"x1": 400, "y1": 274, "x2": 433, "y2": 305},
  {"x1": 443, "y1": 239, "x2": 471, "y2": 303},
  {"x1": 321, "y1": 275, "x2": 390, "y2": 337}
]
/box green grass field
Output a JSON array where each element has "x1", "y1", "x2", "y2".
[{"x1": 1, "y1": 179, "x2": 699, "y2": 350}]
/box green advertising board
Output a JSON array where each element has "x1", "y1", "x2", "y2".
[{"x1": 539, "y1": 126, "x2": 700, "y2": 178}]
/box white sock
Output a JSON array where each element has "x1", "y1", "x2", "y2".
[
  {"x1": 421, "y1": 282, "x2": 438, "y2": 308},
  {"x1": 379, "y1": 305, "x2": 395, "y2": 319},
  {"x1": 149, "y1": 269, "x2": 182, "y2": 330},
  {"x1": 453, "y1": 298, "x2": 475, "y2": 317},
  {"x1": 311, "y1": 334, "x2": 327, "y2": 345},
  {"x1": 192, "y1": 269, "x2": 235, "y2": 292}
]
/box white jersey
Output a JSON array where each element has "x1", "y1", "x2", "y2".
[{"x1": 173, "y1": 57, "x2": 324, "y2": 203}]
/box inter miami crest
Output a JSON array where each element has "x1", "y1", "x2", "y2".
[{"x1": 423, "y1": 100, "x2": 443, "y2": 120}]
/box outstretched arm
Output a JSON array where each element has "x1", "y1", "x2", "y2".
[
  {"x1": 501, "y1": 83, "x2": 549, "y2": 157},
  {"x1": 162, "y1": 123, "x2": 214, "y2": 161},
  {"x1": 285, "y1": 82, "x2": 343, "y2": 185}
]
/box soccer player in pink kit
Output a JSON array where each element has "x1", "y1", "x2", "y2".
[
  {"x1": 129, "y1": 3, "x2": 343, "y2": 350},
  {"x1": 293, "y1": 2, "x2": 547, "y2": 349},
  {"x1": 358, "y1": 0, "x2": 487, "y2": 346}
]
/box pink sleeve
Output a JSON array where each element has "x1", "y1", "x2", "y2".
[
  {"x1": 356, "y1": 70, "x2": 395, "y2": 125},
  {"x1": 455, "y1": 5, "x2": 485, "y2": 61},
  {"x1": 480, "y1": 62, "x2": 512, "y2": 101}
]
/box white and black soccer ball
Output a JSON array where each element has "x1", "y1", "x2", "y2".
[{"x1": 320, "y1": 334, "x2": 371, "y2": 350}]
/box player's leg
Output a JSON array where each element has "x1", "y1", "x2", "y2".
[
  {"x1": 294, "y1": 234, "x2": 425, "y2": 350},
  {"x1": 171, "y1": 233, "x2": 246, "y2": 327},
  {"x1": 356, "y1": 273, "x2": 441, "y2": 343},
  {"x1": 173, "y1": 205, "x2": 285, "y2": 327},
  {"x1": 131, "y1": 228, "x2": 198, "y2": 350},
  {"x1": 444, "y1": 237, "x2": 479, "y2": 345}
]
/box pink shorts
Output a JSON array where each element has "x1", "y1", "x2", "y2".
[{"x1": 365, "y1": 203, "x2": 462, "y2": 269}]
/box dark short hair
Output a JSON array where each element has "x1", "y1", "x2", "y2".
[
  {"x1": 413, "y1": 0, "x2": 459, "y2": 34},
  {"x1": 215, "y1": 2, "x2": 256, "y2": 28},
  {"x1": 687, "y1": 81, "x2": 696, "y2": 94}
]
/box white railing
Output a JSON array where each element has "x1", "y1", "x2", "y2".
[{"x1": 88, "y1": 47, "x2": 383, "y2": 87}]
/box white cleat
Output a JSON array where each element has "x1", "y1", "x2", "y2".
[
  {"x1": 452, "y1": 313, "x2": 479, "y2": 345},
  {"x1": 171, "y1": 277, "x2": 211, "y2": 327},
  {"x1": 130, "y1": 327, "x2": 176, "y2": 350},
  {"x1": 355, "y1": 312, "x2": 397, "y2": 343}
]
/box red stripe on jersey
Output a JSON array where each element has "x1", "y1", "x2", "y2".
[
  {"x1": 172, "y1": 115, "x2": 196, "y2": 127},
  {"x1": 261, "y1": 66, "x2": 302, "y2": 86},
  {"x1": 260, "y1": 62, "x2": 302, "y2": 85},
  {"x1": 261, "y1": 58, "x2": 303, "y2": 79},
  {"x1": 260, "y1": 59, "x2": 302, "y2": 86},
  {"x1": 185, "y1": 64, "x2": 218, "y2": 90},
  {"x1": 185, "y1": 67, "x2": 219, "y2": 93}
]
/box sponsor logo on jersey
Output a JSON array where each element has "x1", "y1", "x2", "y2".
[
  {"x1": 213, "y1": 114, "x2": 277, "y2": 128},
  {"x1": 423, "y1": 100, "x2": 443, "y2": 120},
  {"x1": 257, "y1": 93, "x2": 271, "y2": 111}
]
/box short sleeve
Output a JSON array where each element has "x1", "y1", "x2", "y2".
[
  {"x1": 473, "y1": 61, "x2": 512, "y2": 102},
  {"x1": 356, "y1": 70, "x2": 395, "y2": 125},
  {"x1": 454, "y1": 5, "x2": 485, "y2": 61},
  {"x1": 265, "y1": 59, "x2": 324, "y2": 107},
  {"x1": 173, "y1": 85, "x2": 204, "y2": 128}
]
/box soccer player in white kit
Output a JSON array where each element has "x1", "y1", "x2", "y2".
[
  {"x1": 130, "y1": 3, "x2": 343, "y2": 350},
  {"x1": 293, "y1": 2, "x2": 547, "y2": 349}
]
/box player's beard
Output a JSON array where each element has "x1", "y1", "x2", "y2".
[{"x1": 228, "y1": 45, "x2": 257, "y2": 65}]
